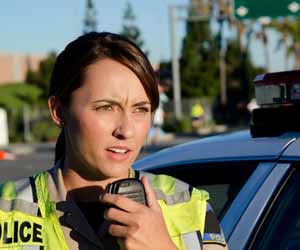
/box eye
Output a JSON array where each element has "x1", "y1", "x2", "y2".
[
  {"x1": 95, "y1": 104, "x2": 114, "y2": 111},
  {"x1": 134, "y1": 107, "x2": 150, "y2": 113}
]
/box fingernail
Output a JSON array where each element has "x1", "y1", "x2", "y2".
[{"x1": 103, "y1": 209, "x2": 108, "y2": 220}]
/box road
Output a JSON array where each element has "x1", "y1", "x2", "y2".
[{"x1": 0, "y1": 134, "x2": 202, "y2": 183}]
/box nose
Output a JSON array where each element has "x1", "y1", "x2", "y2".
[{"x1": 112, "y1": 112, "x2": 134, "y2": 139}]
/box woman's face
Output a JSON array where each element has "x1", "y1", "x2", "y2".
[{"x1": 63, "y1": 58, "x2": 152, "y2": 180}]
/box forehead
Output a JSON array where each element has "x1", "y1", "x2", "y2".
[{"x1": 72, "y1": 58, "x2": 149, "y2": 102}]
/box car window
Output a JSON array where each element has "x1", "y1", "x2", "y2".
[
  {"x1": 249, "y1": 165, "x2": 300, "y2": 250},
  {"x1": 151, "y1": 162, "x2": 257, "y2": 219}
]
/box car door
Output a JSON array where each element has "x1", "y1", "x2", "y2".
[
  {"x1": 247, "y1": 163, "x2": 300, "y2": 250},
  {"x1": 227, "y1": 162, "x2": 294, "y2": 250}
]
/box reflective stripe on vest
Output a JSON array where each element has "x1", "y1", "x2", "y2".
[
  {"x1": 140, "y1": 171, "x2": 209, "y2": 250},
  {"x1": 182, "y1": 231, "x2": 203, "y2": 250},
  {"x1": 0, "y1": 199, "x2": 39, "y2": 216},
  {"x1": 22, "y1": 246, "x2": 41, "y2": 250},
  {"x1": 0, "y1": 178, "x2": 38, "y2": 215},
  {"x1": 1, "y1": 177, "x2": 36, "y2": 202},
  {"x1": 0, "y1": 173, "x2": 69, "y2": 250}
]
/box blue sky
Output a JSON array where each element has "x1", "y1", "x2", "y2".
[{"x1": 0, "y1": 0, "x2": 288, "y2": 71}]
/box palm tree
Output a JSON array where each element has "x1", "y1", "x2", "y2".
[
  {"x1": 254, "y1": 22, "x2": 270, "y2": 72},
  {"x1": 270, "y1": 18, "x2": 300, "y2": 70},
  {"x1": 288, "y1": 20, "x2": 300, "y2": 69},
  {"x1": 270, "y1": 18, "x2": 292, "y2": 70}
]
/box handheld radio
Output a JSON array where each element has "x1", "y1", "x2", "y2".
[{"x1": 106, "y1": 178, "x2": 148, "y2": 206}]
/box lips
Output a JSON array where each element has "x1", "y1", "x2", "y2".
[
  {"x1": 106, "y1": 146, "x2": 132, "y2": 161},
  {"x1": 107, "y1": 146, "x2": 131, "y2": 153}
]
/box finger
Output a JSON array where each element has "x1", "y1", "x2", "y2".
[
  {"x1": 104, "y1": 207, "x2": 134, "y2": 226},
  {"x1": 100, "y1": 193, "x2": 143, "y2": 212},
  {"x1": 141, "y1": 176, "x2": 160, "y2": 210},
  {"x1": 108, "y1": 222, "x2": 128, "y2": 237}
]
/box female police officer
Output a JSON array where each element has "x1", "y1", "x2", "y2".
[{"x1": 0, "y1": 32, "x2": 227, "y2": 250}]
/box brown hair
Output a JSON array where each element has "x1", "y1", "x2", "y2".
[{"x1": 49, "y1": 32, "x2": 159, "y2": 163}]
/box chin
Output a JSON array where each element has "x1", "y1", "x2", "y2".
[{"x1": 98, "y1": 164, "x2": 130, "y2": 179}]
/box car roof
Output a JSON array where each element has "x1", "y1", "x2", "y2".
[{"x1": 134, "y1": 130, "x2": 299, "y2": 171}]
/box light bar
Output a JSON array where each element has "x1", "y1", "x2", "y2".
[{"x1": 254, "y1": 70, "x2": 300, "y2": 106}]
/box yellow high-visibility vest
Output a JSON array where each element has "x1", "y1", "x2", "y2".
[{"x1": 0, "y1": 169, "x2": 212, "y2": 250}]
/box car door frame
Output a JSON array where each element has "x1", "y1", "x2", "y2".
[{"x1": 226, "y1": 162, "x2": 291, "y2": 250}]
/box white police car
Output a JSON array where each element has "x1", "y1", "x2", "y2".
[{"x1": 134, "y1": 70, "x2": 300, "y2": 250}]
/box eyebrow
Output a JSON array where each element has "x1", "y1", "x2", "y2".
[
  {"x1": 132, "y1": 101, "x2": 151, "y2": 107},
  {"x1": 91, "y1": 99, "x2": 151, "y2": 107},
  {"x1": 91, "y1": 99, "x2": 119, "y2": 105}
]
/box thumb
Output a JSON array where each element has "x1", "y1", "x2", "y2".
[{"x1": 141, "y1": 176, "x2": 160, "y2": 210}]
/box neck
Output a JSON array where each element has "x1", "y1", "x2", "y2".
[
  {"x1": 61, "y1": 159, "x2": 130, "y2": 201},
  {"x1": 64, "y1": 168, "x2": 130, "y2": 189}
]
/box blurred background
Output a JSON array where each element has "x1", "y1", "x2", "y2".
[{"x1": 0, "y1": 0, "x2": 299, "y2": 145}]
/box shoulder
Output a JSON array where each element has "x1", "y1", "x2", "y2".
[
  {"x1": 0, "y1": 177, "x2": 34, "y2": 201},
  {"x1": 0, "y1": 176, "x2": 41, "y2": 216},
  {"x1": 0, "y1": 168, "x2": 51, "y2": 202},
  {"x1": 138, "y1": 171, "x2": 209, "y2": 205}
]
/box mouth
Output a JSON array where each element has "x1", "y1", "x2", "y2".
[
  {"x1": 107, "y1": 147, "x2": 130, "y2": 154},
  {"x1": 106, "y1": 146, "x2": 132, "y2": 161}
]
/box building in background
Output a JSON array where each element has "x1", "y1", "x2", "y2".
[{"x1": 0, "y1": 53, "x2": 45, "y2": 85}]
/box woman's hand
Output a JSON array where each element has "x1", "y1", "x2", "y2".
[{"x1": 100, "y1": 176, "x2": 177, "y2": 250}]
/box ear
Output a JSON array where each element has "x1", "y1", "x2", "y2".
[{"x1": 48, "y1": 96, "x2": 65, "y2": 127}]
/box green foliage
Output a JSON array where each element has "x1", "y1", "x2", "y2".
[
  {"x1": 178, "y1": 116, "x2": 193, "y2": 132},
  {"x1": 179, "y1": 1, "x2": 264, "y2": 125},
  {"x1": 180, "y1": 20, "x2": 220, "y2": 97},
  {"x1": 211, "y1": 40, "x2": 264, "y2": 125},
  {"x1": 31, "y1": 119, "x2": 60, "y2": 142},
  {"x1": 226, "y1": 40, "x2": 264, "y2": 100},
  {"x1": 6, "y1": 109, "x2": 23, "y2": 142},
  {"x1": 163, "y1": 116, "x2": 193, "y2": 133},
  {"x1": 26, "y1": 52, "x2": 56, "y2": 99},
  {"x1": 0, "y1": 83, "x2": 41, "y2": 110},
  {"x1": 0, "y1": 52, "x2": 58, "y2": 142},
  {"x1": 180, "y1": 0, "x2": 264, "y2": 100},
  {"x1": 3, "y1": 106, "x2": 59, "y2": 143},
  {"x1": 121, "y1": 1, "x2": 148, "y2": 55}
]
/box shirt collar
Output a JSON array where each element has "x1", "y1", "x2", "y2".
[{"x1": 47, "y1": 161, "x2": 137, "y2": 202}]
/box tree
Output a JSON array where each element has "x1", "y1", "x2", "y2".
[
  {"x1": 180, "y1": 0, "x2": 264, "y2": 124},
  {"x1": 180, "y1": 18, "x2": 220, "y2": 98},
  {"x1": 270, "y1": 18, "x2": 291, "y2": 70},
  {"x1": 254, "y1": 23, "x2": 270, "y2": 71},
  {"x1": 270, "y1": 18, "x2": 300, "y2": 69},
  {"x1": 0, "y1": 83, "x2": 41, "y2": 110},
  {"x1": 211, "y1": 37, "x2": 264, "y2": 125},
  {"x1": 121, "y1": 1, "x2": 148, "y2": 55},
  {"x1": 226, "y1": 40, "x2": 264, "y2": 99},
  {"x1": 26, "y1": 52, "x2": 56, "y2": 100},
  {"x1": 83, "y1": 0, "x2": 98, "y2": 34},
  {"x1": 0, "y1": 83, "x2": 43, "y2": 142}
]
